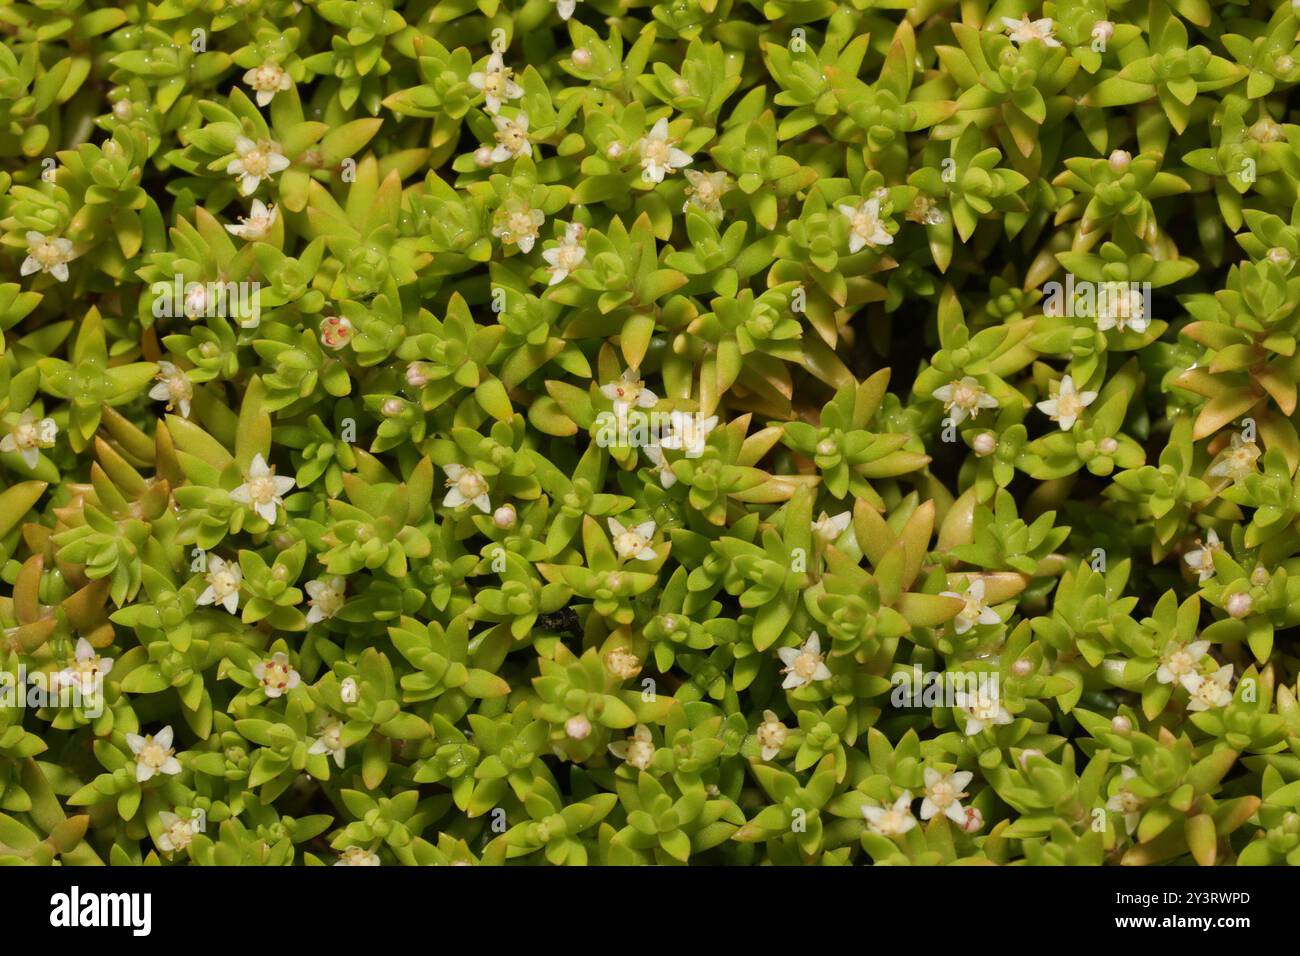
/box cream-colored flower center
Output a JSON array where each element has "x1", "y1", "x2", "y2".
[
  {"x1": 614, "y1": 530, "x2": 649, "y2": 556},
  {"x1": 209, "y1": 568, "x2": 239, "y2": 597},
  {"x1": 949, "y1": 382, "x2": 983, "y2": 412},
  {"x1": 626, "y1": 739, "x2": 654, "y2": 769},
  {"x1": 455, "y1": 470, "x2": 487, "y2": 498},
  {"x1": 757, "y1": 721, "x2": 786, "y2": 750},
  {"x1": 246, "y1": 475, "x2": 279, "y2": 505},
  {"x1": 850, "y1": 209, "x2": 879, "y2": 239},
  {"x1": 259, "y1": 658, "x2": 294, "y2": 692},
  {"x1": 643, "y1": 139, "x2": 672, "y2": 167},
  {"x1": 165, "y1": 819, "x2": 196, "y2": 850},
  {"x1": 968, "y1": 696, "x2": 1001, "y2": 721},
  {"x1": 1115, "y1": 789, "x2": 1141, "y2": 814},
  {"x1": 1164, "y1": 649, "x2": 1197, "y2": 677},
  {"x1": 241, "y1": 149, "x2": 270, "y2": 178},
  {"x1": 553, "y1": 244, "x2": 584, "y2": 270},
  {"x1": 32, "y1": 240, "x2": 66, "y2": 267},
  {"x1": 312, "y1": 584, "x2": 344, "y2": 618},
  {"x1": 496, "y1": 124, "x2": 528, "y2": 152},
  {"x1": 251, "y1": 64, "x2": 285, "y2": 90},
  {"x1": 792, "y1": 650, "x2": 821, "y2": 680},
  {"x1": 928, "y1": 780, "x2": 958, "y2": 809},
  {"x1": 138, "y1": 739, "x2": 173, "y2": 771},
  {"x1": 483, "y1": 71, "x2": 512, "y2": 97}
]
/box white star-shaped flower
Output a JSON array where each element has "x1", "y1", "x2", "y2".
[
  {"x1": 1183, "y1": 529, "x2": 1222, "y2": 583},
  {"x1": 837, "y1": 198, "x2": 893, "y2": 253},
  {"x1": 940, "y1": 578, "x2": 1001, "y2": 634},
  {"x1": 1156, "y1": 640, "x2": 1210, "y2": 685},
  {"x1": 777, "y1": 632, "x2": 832, "y2": 689},
  {"x1": 659, "y1": 410, "x2": 717, "y2": 457},
  {"x1": 541, "y1": 222, "x2": 586, "y2": 285},
  {"x1": 21, "y1": 231, "x2": 76, "y2": 282},
  {"x1": 197, "y1": 554, "x2": 242, "y2": 614},
  {"x1": 126, "y1": 725, "x2": 182, "y2": 783},
  {"x1": 932, "y1": 376, "x2": 998, "y2": 425},
  {"x1": 469, "y1": 53, "x2": 524, "y2": 114},
  {"x1": 1001, "y1": 14, "x2": 1061, "y2": 47},
  {"x1": 225, "y1": 199, "x2": 278, "y2": 241},
  {"x1": 600, "y1": 367, "x2": 657, "y2": 417},
  {"x1": 305, "y1": 576, "x2": 347, "y2": 624},
  {"x1": 1035, "y1": 374, "x2": 1098, "y2": 431},
  {"x1": 956, "y1": 688, "x2": 1013, "y2": 736},
  {"x1": 243, "y1": 61, "x2": 292, "y2": 106},
  {"x1": 443, "y1": 463, "x2": 491, "y2": 513},
  {"x1": 149, "y1": 361, "x2": 193, "y2": 418},
  {"x1": 1182, "y1": 664, "x2": 1234, "y2": 711},
  {"x1": 227, "y1": 136, "x2": 290, "y2": 196},
  {"x1": 0, "y1": 410, "x2": 57, "y2": 468},
  {"x1": 490, "y1": 112, "x2": 532, "y2": 163},
  {"x1": 862, "y1": 791, "x2": 917, "y2": 837},
  {"x1": 637, "y1": 118, "x2": 692, "y2": 184},
  {"x1": 919, "y1": 768, "x2": 973, "y2": 823},
  {"x1": 608, "y1": 518, "x2": 657, "y2": 561},
  {"x1": 230, "y1": 452, "x2": 295, "y2": 523},
  {"x1": 57, "y1": 638, "x2": 114, "y2": 698}
]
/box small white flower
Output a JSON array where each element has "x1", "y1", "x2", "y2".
[
  {"x1": 57, "y1": 638, "x2": 114, "y2": 698},
  {"x1": 224, "y1": 199, "x2": 278, "y2": 241},
  {"x1": 919, "y1": 768, "x2": 973, "y2": 823},
  {"x1": 443, "y1": 463, "x2": 491, "y2": 513},
  {"x1": 837, "y1": 198, "x2": 893, "y2": 253},
  {"x1": 637, "y1": 118, "x2": 692, "y2": 184},
  {"x1": 659, "y1": 411, "x2": 717, "y2": 457},
  {"x1": 1091, "y1": 20, "x2": 1116, "y2": 46},
  {"x1": 551, "y1": 0, "x2": 580, "y2": 19},
  {"x1": 0, "y1": 410, "x2": 57, "y2": 468},
  {"x1": 600, "y1": 367, "x2": 657, "y2": 416},
  {"x1": 1156, "y1": 640, "x2": 1210, "y2": 685},
  {"x1": 1095, "y1": 282, "x2": 1150, "y2": 333},
  {"x1": 156, "y1": 810, "x2": 201, "y2": 853},
  {"x1": 1035, "y1": 374, "x2": 1098, "y2": 431},
  {"x1": 335, "y1": 847, "x2": 381, "y2": 866},
  {"x1": 931, "y1": 376, "x2": 998, "y2": 425},
  {"x1": 1208, "y1": 434, "x2": 1261, "y2": 483},
  {"x1": 253, "y1": 651, "x2": 300, "y2": 699},
  {"x1": 197, "y1": 554, "x2": 242, "y2": 614},
  {"x1": 604, "y1": 647, "x2": 641, "y2": 680},
  {"x1": 227, "y1": 136, "x2": 290, "y2": 196},
  {"x1": 490, "y1": 112, "x2": 532, "y2": 163},
  {"x1": 230, "y1": 452, "x2": 295, "y2": 524},
  {"x1": 682, "y1": 169, "x2": 732, "y2": 218},
  {"x1": 756, "y1": 709, "x2": 788, "y2": 761},
  {"x1": 1182, "y1": 528, "x2": 1222, "y2": 583},
  {"x1": 1182, "y1": 664, "x2": 1234, "y2": 711},
  {"x1": 862, "y1": 791, "x2": 917, "y2": 837},
  {"x1": 777, "y1": 632, "x2": 832, "y2": 690},
  {"x1": 243, "y1": 61, "x2": 292, "y2": 106},
  {"x1": 468, "y1": 53, "x2": 524, "y2": 113},
  {"x1": 305, "y1": 576, "x2": 346, "y2": 624},
  {"x1": 644, "y1": 444, "x2": 677, "y2": 488},
  {"x1": 541, "y1": 222, "x2": 586, "y2": 285},
  {"x1": 1001, "y1": 14, "x2": 1061, "y2": 46},
  {"x1": 21, "y1": 231, "x2": 77, "y2": 282},
  {"x1": 149, "y1": 361, "x2": 193, "y2": 418},
  {"x1": 608, "y1": 517, "x2": 657, "y2": 561},
  {"x1": 126, "y1": 725, "x2": 182, "y2": 783},
  {"x1": 1106, "y1": 765, "x2": 1143, "y2": 835},
  {"x1": 308, "y1": 719, "x2": 347, "y2": 767},
  {"x1": 940, "y1": 578, "x2": 1001, "y2": 635},
  {"x1": 340, "y1": 676, "x2": 360, "y2": 704},
  {"x1": 957, "y1": 688, "x2": 1012, "y2": 736},
  {"x1": 812, "y1": 510, "x2": 852, "y2": 544},
  {"x1": 608, "y1": 723, "x2": 655, "y2": 769},
  {"x1": 491, "y1": 202, "x2": 545, "y2": 253}
]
